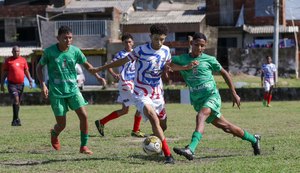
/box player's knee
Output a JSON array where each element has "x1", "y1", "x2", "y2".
[{"x1": 122, "y1": 109, "x2": 129, "y2": 114}]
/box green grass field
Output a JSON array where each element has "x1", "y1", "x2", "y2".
[{"x1": 0, "y1": 102, "x2": 300, "y2": 172}]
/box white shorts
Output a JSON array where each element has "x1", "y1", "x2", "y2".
[
  {"x1": 135, "y1": 95, "x2": 167, "y2": 121},
  {"x1": 264, "y1": 78, "x2": 275, "y2": 91},
  {"x1": 117, "y1": 80, "x2": 135, "y2": 107}
]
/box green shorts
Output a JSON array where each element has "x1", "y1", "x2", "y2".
[
  {"x1": 192, "y1": 91, "x2": 222, "y2": 123},
  {"x1": 50, "y1": 92, "x2": 88, "y2": 116}
]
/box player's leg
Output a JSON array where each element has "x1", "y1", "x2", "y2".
[
  {"x1": 211, "y1": 115, "x2": 261, "y2": 155},
  {"x1": 51, "y1": 116, "x2": 66, "y2": 151},
  {"x1": 131, "y1": 110, "x2": 144, "y2": 137},
  {"x1": 173, "y1": 107, "x2": 211, "y2": 160},
  {"x1": 143, "y1": 104, "x2": 174, "y2": 164},
  {"x1": 160, "y1": 117, "x2": 167, "y2": 132},
  {"x1": 95, "y1": 103, "x2": 129, "y2": 136},
  {"x1": 75, "y1": 107, "x2": 92, "y2": 155},
  {"x1": 49, "y1": 97, "x2": 68, "y2": 151},
  {"x1": 8, "y1": 83, "x2": 22, "y2": 126},
  {"x1": 68, "y1": 92, "x2": 92, "y2": 154},
  {"x1": 263, "y1": 81, "x2": 270, "y2": 107},
  {"x1": 267, "y1": 85, "x2": 274, "y2": 107}
]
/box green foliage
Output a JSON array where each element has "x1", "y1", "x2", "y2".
[{"x1": 0, "y1": 102, "x2": 300, "y2": 172}]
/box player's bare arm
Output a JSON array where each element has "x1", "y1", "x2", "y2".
[
  {"x1": 261, "y1": 70, "x2": 264, "y2": 87},
  {"x1": 82, "y1": 61, "x2": 107, "y2": 85},
  {"x1": 0, "y1": 71, "x2": 7, "y2": 93},
  {"x1": 169, "y1": 60, "x2": 199, "y2": 72},
  {"x1": 36, "y1": 63, "x2": 49, "y2": 99},
  {"x1": 108, "y1": 67, "x2": 120, "y2": 80},
  {"x1": 91, "y1": 57, "x2": 130, "y2": 73},
  {"x1": 24, "y1": 69, "x2": 33, "y2": 88},
  {"x1": 220, "y1": 68, "x2": 241, "y2": 109}
]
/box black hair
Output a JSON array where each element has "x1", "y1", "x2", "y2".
[
  {"x1": 121, "y1": 33, "x2": 133, "y2": 41},
  {"x1": 266, "y1": 55, "x2": 271, "y2": 60},
  {"x1": 150, "y1": 24, "x2": 168, "y2": 35},
  {"x1": 193, "y1": 32, "x2": 207, "y2": 41},
  {"x1": 58, "y1": 25, "x2": 72, "y2": 36}
]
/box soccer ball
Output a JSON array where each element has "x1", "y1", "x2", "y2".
[{"x1": 142, "y1": 136, "x2": 162, "y2": 155}]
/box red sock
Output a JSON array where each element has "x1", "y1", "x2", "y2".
[
  {"x1": 264, "y1": 93, "x2": 269, "y2": 101},
  {"x1": 267, "y1": 94, "x2": 272, "y2": 104},
  {"x1": 161, "y1": 138, "x2": 171, "y2": 157},
  {"x1": 132, "y1": 115, "x2": 142, "y2": 132},
  {"x1": 100, "y1": 111, "x2": 119, "y2": 125}
]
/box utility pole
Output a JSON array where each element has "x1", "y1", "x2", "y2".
[{"x1": 273, "y1": 0, "x2": 279, "y2": 82}]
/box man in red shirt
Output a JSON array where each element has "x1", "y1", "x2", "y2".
[{"x1": 1, "y1": 46, "x2": 33, "y2": 126}]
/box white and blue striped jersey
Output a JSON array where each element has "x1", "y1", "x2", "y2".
[
  {"x1": 261, "y1": 63, "x2": 276, "y2": 80},
  {"x1": 112, "y1": 49, "x2": 135, "y2": 81},
  {"x1": 127, "y1": 43, "x2": 171, "y2": 99}
]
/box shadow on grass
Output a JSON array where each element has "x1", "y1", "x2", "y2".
[
  {"x1": 0, "y1": 156, "x2": 127, "y2": 166},
  {"x1": 129, "y1": 154, "x2": 165, "y2": 163}
]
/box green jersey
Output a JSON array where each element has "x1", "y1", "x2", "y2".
[
  {"x1": 39, "y1": 44, "x2": 87, "y2": 98},
  {"x1": 172, "y1": 53, "x2": 222, "y2": 103}
]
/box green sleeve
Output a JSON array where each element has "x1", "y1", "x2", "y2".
[
  {"x1": 76, "y1": 48, "x2": 87, "y2": 64},
  {"x1": 210, "y1": 56, "x2": 222, "y2": 72},
  {"x1": 172, "y1": 55, "x2": 181, "y2": 65}
]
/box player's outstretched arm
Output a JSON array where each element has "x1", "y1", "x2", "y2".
[
  {"x1": 169, "y1": 61, "x2": 199, "y2": 72},
  {"x1": 220, "y1": 68, "x2": 240, "y2": 109},
  {"x1": 90, "y1": 58, "x2": 130, "y2": 74}
]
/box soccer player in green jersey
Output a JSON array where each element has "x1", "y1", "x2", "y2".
[
  {"x1": 36, "y1": 25, "x2": 104, "y2": 155},
  {"x1": 170, "y1": 32, "x2": 261, "y2": 160}
]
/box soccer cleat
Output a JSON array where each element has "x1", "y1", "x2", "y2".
[
  {"x1": 95, "y1": 120, "x2": 104, "y2": 136},
  {"x1": 262, "y1": 100, "x2": 267, "y2": 107},
  {"x1": 252, "y1": 134, "x2": 261, "y2": 155},
  {"x1": 50, "y1": 129, "x2": 60, "y2": 150},
  {"x1": 80, "y1": 146, "x2": 93, "y2": 155},
  {"x1": 131, "y1": 130, "x2": 145, "y2": 138},
  {"x1": 267, "y1": 104, "x2": 271, "y2": 107},
  {"x1": 16, "y1": 119, "x2": 22, "y2": 126},
  {"x1": 173, "y1": 146, "x2": 195, "y2": 160},
  {"x1": 11, "y1": 119, "x2": 21, "y2": 126},
  {"x1": 164, "y1": 154, "x2": 175, "y2": 164}
]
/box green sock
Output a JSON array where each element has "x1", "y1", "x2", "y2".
[
  {"x1": 80, "y1": 131, "x2": 89, "y2": 147},
  {"x1": 188, "y1": 131, "x2": 202, "y2": 153},
  {"x1": 242, "y1": 130, "x2": 257, "y2": 144}
]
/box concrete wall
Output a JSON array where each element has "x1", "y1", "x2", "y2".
[
  {"x1": 40, "y1": 21, "x2": 111, "y2": 49},
  {"x1": 1, "y1": 88, "x2": 300, "y2": 106},
  {"x1": 228, "y1": 47, "x2": 297, "y2": 77}
]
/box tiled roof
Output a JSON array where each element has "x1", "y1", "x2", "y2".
[
  {"x1": 122, "y1": 10, "x2": 205, "y2": 25},
  {"x1": 243, "y1": 25, "x2": 299, "y2": 34},
  {"x1": 46, "y1": 0, "x2": 134, "y2": 13},
  {"x1": 0, "y1": 47, "x2": 42, "y2": 58}
]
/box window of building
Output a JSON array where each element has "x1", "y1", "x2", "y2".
[
  {"x1": 0, "y1": 20, "x2": 4, "y2": 42},
  {"x1": 255, "y1": 0, "x2": 273, "y2": 17},
  {"x1": 175, "y1": 32, "x2": 194, "y2": 41},
  {"x1": 219, "y1": 0, "x2": 234, "y2": 26},
  {"x1": 55, "y1": 20, "x2": 107, "y2": 36},
  {"x1": 17, "y1": 27, "x2": 38, "y2": 41}
]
